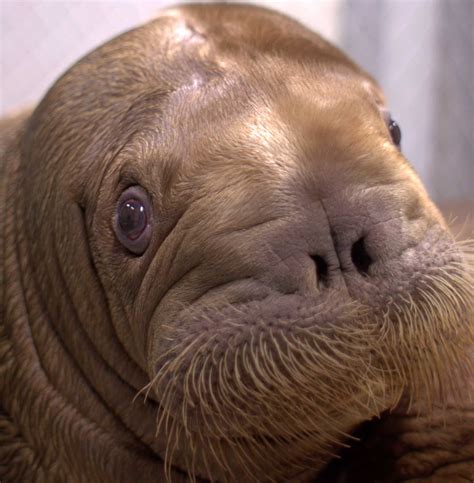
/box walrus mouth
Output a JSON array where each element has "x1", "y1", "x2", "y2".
[{"x1": 146, "y1": 230, "x2": 474, "y2": 482}]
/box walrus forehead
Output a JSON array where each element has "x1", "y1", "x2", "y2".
[{"x1": 160, "y1": 83, "x2": 412, "y2": 205}]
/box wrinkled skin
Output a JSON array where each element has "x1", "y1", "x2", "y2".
[{"x1": 0, "y1": 4, "x2": 473, "y2": 483}]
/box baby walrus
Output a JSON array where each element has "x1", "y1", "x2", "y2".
[{"x1": 1, "y1": 4, "x2": 473, "y2": 483}]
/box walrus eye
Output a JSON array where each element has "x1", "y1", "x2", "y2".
[
  {"x1": 388, "y1": 117, "x2": 402, "y2": 148},
  {"x1": 114, "y1": 186, "x2": 152, "y2": 255}
]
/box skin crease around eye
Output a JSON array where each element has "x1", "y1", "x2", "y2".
[{"x1": 114, "y1": 185, "x2": 153, "y2": 255}]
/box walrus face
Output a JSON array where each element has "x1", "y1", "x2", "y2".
[{"x1": 20, "y1": 4, "x2": 473, "y2": 482}]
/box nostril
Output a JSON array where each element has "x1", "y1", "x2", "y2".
[
  {"x1": 351, "y1": 237, "x2": 372, "y2": 276},
  {"x1": 311, "y1": 254, "x2": 328, "y2": 288}
]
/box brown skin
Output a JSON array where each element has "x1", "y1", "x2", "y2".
[{"x1": 0, "y1": 4, "x2": 473, "y2": 482}]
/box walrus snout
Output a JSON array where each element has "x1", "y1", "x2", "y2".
[
  {"x1": 212, "y1": 182, "x2": 435, "y2": 300},
  {"x1": 305, "y1": 187, "x2": 432, "y2": 290},
  {"x1": 303, "y1": 192, "x2": 428, "y2": 290}
]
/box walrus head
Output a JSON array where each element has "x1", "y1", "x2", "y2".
[{"x1": 16, "y1": 3, "x2": 473, "y2": 482}]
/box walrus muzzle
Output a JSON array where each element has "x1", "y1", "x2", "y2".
[{"x1": 148, "y1": 221, "x2": 472, "y2": 481}]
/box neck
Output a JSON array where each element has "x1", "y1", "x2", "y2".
[{"x1": 1, "y1": 126, "x2": 173, "y2": 481}]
